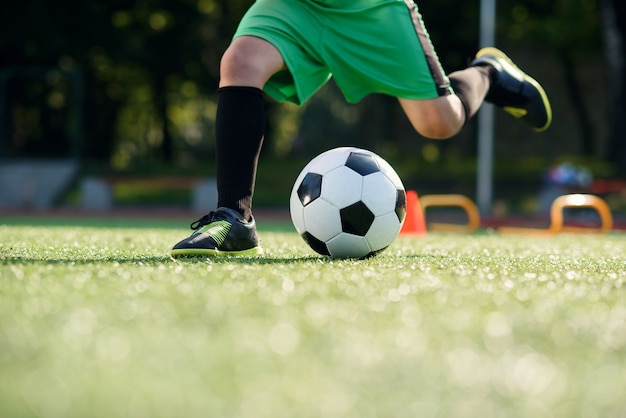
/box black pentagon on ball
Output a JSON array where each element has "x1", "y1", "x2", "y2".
[
  {"x1": 301, "y1": 232, "x2": 330, "y2": 256},
  {"x1": 395, "y1": 189, "x2": 407, "y2": 222},
  {"x1": 297, "y1": 172, "x2": 323, "y2": 206},
  {"x1": 340, "y1": 201, "x2": 375, "y2": 236},
  {"x1": 345, "y1": 152, "x2": 380, "y2": 176}
]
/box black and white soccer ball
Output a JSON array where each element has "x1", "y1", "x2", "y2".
[{"x1": 290, "y1": 147, "x2": 406, "y2": 259}]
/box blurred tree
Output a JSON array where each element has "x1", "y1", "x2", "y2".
[
  {"x1": 87, "y1": 0, "x2": 245, "y2": 163},
  {"x1": 500, "y1": 0, "x2": 602, "y2": 156},
  {"x1": 601, "y1": 0, "x2": 626, "y2": 176},
  {"x1": 0, "y1": 0, "x2": 254, "y2": 164},
  {"x1": 499, "y1": 0, "x2": 625, "y2": 176},
  {"x1": 0, "y1": 0, "x2": 619, "y2": 175}
]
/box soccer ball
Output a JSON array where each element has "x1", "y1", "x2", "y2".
[{"x1": 290, "y1": 147, "x2": 406, "y2": 259}]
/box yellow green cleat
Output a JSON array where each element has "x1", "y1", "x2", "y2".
[
  {"x1": 171, "y1": 207, "x2": 263, "y2": 258},
  {"x1": 472, "y1": 47, "x2": 552, "y2": 132}
]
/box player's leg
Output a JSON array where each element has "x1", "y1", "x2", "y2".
[
  {"x1": 215, "y1": 35, "x2": 285, "y2": 222},
  {"x1": 399, "y1": 0, "x2": 551, "y2": 135},
  {"x1": 322, "y1": 1, "x2": 494, "y2": 140},
  {"x1": 396, "y1": 0, "x2": 550, "y2": 139},
  {"x1": 398, "y1": 51, "x2": 551, "y2": 138},
  {"x1": 394, "y1": 0, "x2": 493, "y2": 140},
  {"x1": 171, "y1": 0, "x2": 332, "y2": 258},
  {"x1": 171, "y1": 36, "x2": 285, "y2": 258},
  {"x1": 398, "y1": 64, "x2": 493, "y2": 139}
]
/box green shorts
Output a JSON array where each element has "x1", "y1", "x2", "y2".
[{"x1": 234, "y1": 0, "x2": 452, "y2": 105}]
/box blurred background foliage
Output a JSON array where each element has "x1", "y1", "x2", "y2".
[{"x1": 0, "y1": 0, "x2": 625, "y2": 206}]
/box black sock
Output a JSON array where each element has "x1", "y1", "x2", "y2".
[
  {"x1": 215, "y1": 86, "x2": 265, "y2": 221},
  {"x1": 448, "y1": 65, "x2": 492, "y2": 124}
]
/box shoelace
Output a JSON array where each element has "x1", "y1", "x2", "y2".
[{"x1": 190, "y1": 212, "x2": 216, "y2": 230}]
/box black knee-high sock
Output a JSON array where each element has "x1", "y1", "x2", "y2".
[
  {"x1": 448, "y1": 65, "x2": 493, "y2": 124},
  {"x1": 215, "y1": 86, "x2": 265, "y2": 221}
]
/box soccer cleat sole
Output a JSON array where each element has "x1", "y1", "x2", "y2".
[
  {"x1": 476, "y1": 47, "x2": 552, "y2": 132},
  {"x1": 170, "y1": 246, "x2": 264, "y2": 258}
]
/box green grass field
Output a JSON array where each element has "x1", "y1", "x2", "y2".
[{"x1": 1, "y1": 217, "x2": 626, "y2": 418}]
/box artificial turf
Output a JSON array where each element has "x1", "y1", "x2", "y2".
[{"x1": 1, "y1": 218, "x2": 625, "y2": 417}]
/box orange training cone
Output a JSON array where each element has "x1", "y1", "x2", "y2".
[{"x1": 400, "y1": 190, "x2": 427, "y2": 236}]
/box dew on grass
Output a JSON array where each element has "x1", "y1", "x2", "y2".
[
  {"x1": 502, "y1": 279, "x2": 515, "y2": 289},
  {"x1": 400, "y1": 304, "x2": 423, "y2": 327},
  {"x1": 585, "y1": 363, "x2": 626, "y2": 406},
  {"x1": 397, "y1": 333, "x2": 429, "y2": 362},
  {"x1": 597, "y1": 305, "x2": 626, "y2": 350},
  {"x1": 445, "y1": 346, "x2": 489, "y2": 388},
  {"x1": 96, "y1": 327, "x2": 132, "y2": 362},
  {"x1": 268, "y1": 323, "x2": 300, "y2": 356},
  {"x1": 494, "y1": 349, "x2": 558, "y2": 397},
  {"x1": 20, "y1": 296, "x2": 54, "y2": 318},
  {"x1": 133, "y1": 280, "x2": 148, "y2": 294},
  {"x1": 484, "y1": 311, "x2": 512, "y2": 338},
  {"x1": 440, "y1": 309, "x2": 476, "y2": 333},
  {"x1": 19, "y1": 369, "x2": 70, "y2": 418},
  {"x1": 387, "y1": 288, "x2": 402, "y2": 302},
  {"x1": 117, "y1": 298, "x2": 152, "y2": 321},
  {"x1": 64, "y1": 308, "x2": 97, "y2": 336},
  {"x1": 9, "y1": 265, "x2": 25, "y2": 279},
  {"x1": 483, "y1": 311, "x2": 514, "y2": 353},
  {"x1": 282, "y1": 278, "x2": 295, "y2": 293},
  {"x1": 61, "y1": 308, "x2": 98, "y2": 350},
  {"x1": 550, "y1": 321, "x2": 577, "y2": 348}
]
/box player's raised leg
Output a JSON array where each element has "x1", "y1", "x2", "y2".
[
  {"x1": 399, "y1": 46, "x2": 551, "y2": 140},
  {"x1": 398, "y1": 62, "x2": 494, "y2": 140}
]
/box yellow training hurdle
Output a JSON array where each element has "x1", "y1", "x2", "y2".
[
  {"x1": 420, "y1": 194, "x2": 481, "y2": 233},
  {"x1": 498, "y1": 194, "x2": 613, "y2": 235}
]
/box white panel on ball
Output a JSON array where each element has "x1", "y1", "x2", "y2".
[
  {"x1": 361, "y1": 172, "x2": 397, "y2": 216},
  {"x1": 326, "y1": 233, "x2": 371, "y2": 259},
  {"x1": 365, "y1": 212, "x2": 402, "y2": 251},
  {"x1": 376, "y1": 158, "x2": 404, "y2": 189},
  {"x1": 301, "y1": 147, "x2": 354, "y2": 176},
  {"x1": 321, "y1": 166, "x2": 363, "y2": 208},
  {"x1": 302, "y1": 198, "x2": 342, "y2": 241}
]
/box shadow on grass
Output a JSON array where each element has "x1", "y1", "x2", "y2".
[
  {"x1": 2, "y1": 254, "x2": 437, "y2": 265},
  {"x1": 1, "y1": 255, "x2": 327, "y2": 265}
]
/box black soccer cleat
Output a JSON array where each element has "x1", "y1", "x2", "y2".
[
  {"x1": 472, "y1": 47, "x2": 552, "y2": 132},
  {"x1": 170, "y1": 207, "x2": 263, "y2": 258}
]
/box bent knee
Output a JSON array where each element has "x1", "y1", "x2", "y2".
[
  {"x1": 417, "y1": 122, "x2": 462, "y2": 140},
  {"x1": 220, "y1": 37, "x2": 284, "y2": 87},
  {"x1": 409, "y1": 112, "x2": 463, "y2": 139},
  {"x1": 220, "y1": 45, "x2": 257, "y2": 80},
  {"x1": 399, "y1": 97, "x2": 465, "y2": 139}
]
